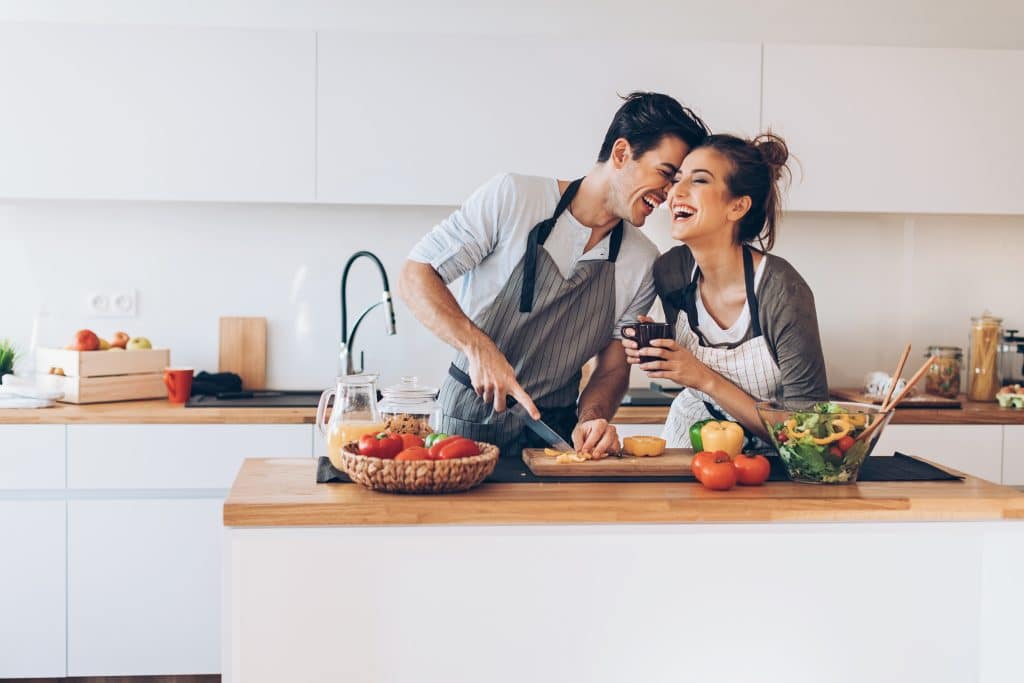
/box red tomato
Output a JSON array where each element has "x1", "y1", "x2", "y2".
[
  {"x1": 395, "y1": 446, "x2": 431, "y2": 461},
  {"x1": 837, "y1": 435, "x2": 856, "y2": 453},
  {"x1": 437, "y1": 439, "x2": 481, "y2": 460},
  {"x1": 428, "y1": 435, "x2": 467, "y2": 459},
  {"x1": 691, "y1": 450, "x2": 728, "y2": 483},
  {"x1": 701, "y1": 453, "x2": 738, "y2": 491},
  {"x1": 733, "y1": 453, "x2": 770, "y2": 486},
  {"x1": 399, "y1": 433, "x2": 425, "y2": 449},
  {"x1": 828, "y1": 446, "x2": 844, "y2": 459},
  {"x1": 357, "y1": 432, "x2": 402, "y2": 459}
]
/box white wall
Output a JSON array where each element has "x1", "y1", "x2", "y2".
[{"x1": 2, "y1": 200, "x2": 1019, "y2": 392}]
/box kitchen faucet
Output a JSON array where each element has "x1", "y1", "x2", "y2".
[{"x1": 339, "y1": 251, "x2": 397, "y2": 375}]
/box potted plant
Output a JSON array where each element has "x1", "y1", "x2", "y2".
[{"x1": 0, "y1": 339, "x2": 18, "y2": 381}]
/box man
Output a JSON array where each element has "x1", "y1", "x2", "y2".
[{"x1": 399, "y1": 92, "x2": 709, "y2": 459}]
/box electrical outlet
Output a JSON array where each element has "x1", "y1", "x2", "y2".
[{"x1": 86, "y1": 289, "x2": 137, "y2": 317}]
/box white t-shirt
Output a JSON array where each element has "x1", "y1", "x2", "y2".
[
  {"x1": 409, "y1": 173, "x2": 659, "y2": 340},
  {"x1": 694, "y1": 256, "x2": 767, "y2": 345}
]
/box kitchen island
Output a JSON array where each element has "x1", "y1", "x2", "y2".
[{"x1": 222, "y1": 458, "x2": 1024, "y2": 683}]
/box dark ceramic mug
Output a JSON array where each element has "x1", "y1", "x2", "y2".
[{"x1": 620, "y1": 322, "x2": 673, "y2": 364}]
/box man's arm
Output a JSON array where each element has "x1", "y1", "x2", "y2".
[
  {"x1": 572, "y1": 339, "x2": 630, "y2": 457},
  {"x1": 398, "y1": 261, "x2": 539, "y2": 418}
]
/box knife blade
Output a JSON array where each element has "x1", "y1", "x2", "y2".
[{"x1": 511, "y1": 404, "x2": 574, "y2": 451}]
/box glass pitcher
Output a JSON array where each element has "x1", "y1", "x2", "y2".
[{"x1": 316, "y1": 374, "x2": 385, "y2": 467}]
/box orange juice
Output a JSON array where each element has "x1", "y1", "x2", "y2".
[{"x1": 327, "y1": 420, "x2": 387, "y2": 467}]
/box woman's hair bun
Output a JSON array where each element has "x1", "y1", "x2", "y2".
[{"x1": 752, "y1": 133, "x2": 789, "y2": 182}]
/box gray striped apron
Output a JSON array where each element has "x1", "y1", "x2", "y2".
[
  {"x1": 438, "y1": 178, "x2": 624, "y2": 457},
  {"x1": 662, "y1": 246, "x2": 782, "y2": 449}
]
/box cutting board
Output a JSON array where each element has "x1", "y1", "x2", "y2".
[
  {"x1": 219, "y1": 317, "x2": 267, "y2": 390},
  {"x1": 523, "y1": 448, "x2": 694, "y2": 477},
  {"x1": 830, "y1": 387, "x2": 961, "y2": 409}
]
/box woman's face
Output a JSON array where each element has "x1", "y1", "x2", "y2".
[{"x1": 667, "y1": 147, "x2": 748, "y2": 243}]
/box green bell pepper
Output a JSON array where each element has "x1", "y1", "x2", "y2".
[
  {"x1": 689, "y1": 419, "x2": 714, "y2": 451},
  {"x1": 424, "y1": 432, "x2": 449, "y2": 448}
]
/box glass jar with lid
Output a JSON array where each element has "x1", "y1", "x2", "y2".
[
  {"x1": 377, "y1": 376, "x2": 440, "y2": 437},
  {"x1": 967, "y1": 313, "x2": 1003, "y2": 401},
  {"x1": 924, "y1": 346, "x2": 962, "y2": 398}
]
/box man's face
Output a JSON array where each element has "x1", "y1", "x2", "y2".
[{"x1": 610, "y1": 135, "x2": 689, "y2": 226}]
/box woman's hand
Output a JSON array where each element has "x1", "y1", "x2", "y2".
[
  {"x1": 638, "y1": 339, "x2": 715, "y2": 392},
  {"x1": 621, "y1": 314, "x2": 653, "y2": 365}
]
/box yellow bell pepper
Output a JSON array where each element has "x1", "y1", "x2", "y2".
[
  {"x1": 699, "y1": 420, "x2": 744, "y2": 457},
  {"x1": 810, "y1": 417, "x2": 851, "y2": 445},
  {"x1": 785, "y1": 419, "x2": 810, "y2": 439}
]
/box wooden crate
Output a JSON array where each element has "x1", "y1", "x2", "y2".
[
  {"x1": 35, "y1": 347, "x2": 170, "y2": 378},
  {"x1": 37, "y1": 372, "x2": 166, "y2": 404}
]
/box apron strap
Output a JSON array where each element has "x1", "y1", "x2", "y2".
[
  {"x1": 519, "y1": 178, "x2": 624, "y2": 313},
  {"x1": 742, "y1": 246, "x2": 763, "y2": 337},
  {"x1": 682, "y1": 245, "x2": 763, "y2": 341}
]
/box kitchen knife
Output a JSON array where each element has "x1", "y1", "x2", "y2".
[{"x1": 510, "y1": 403, "x2": 574, "y2": 451}]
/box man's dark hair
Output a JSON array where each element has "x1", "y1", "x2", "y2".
[{"x1": 597, "y1": 92, "x2": 710, "y2": 163}]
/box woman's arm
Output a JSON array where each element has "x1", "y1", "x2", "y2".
[{"x1": 623, "y1": 338, "x2": 769, "y2": 439}]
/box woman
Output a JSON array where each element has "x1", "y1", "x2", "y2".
[{"x1": 622, "y1": 133, "x2": 828, "y2": 447}]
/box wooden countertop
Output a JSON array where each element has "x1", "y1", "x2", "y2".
[
  {"x1": 223, "y1": 458, "x2": 1024, "y2": 527},
  {"x1": 0, "y1": 399, "x2": 315, "y2": 424},
  {"x1": 1, "y1": 396, "x2": 1023, "y2": 425}
]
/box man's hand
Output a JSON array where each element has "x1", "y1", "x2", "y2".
[
  {"x1": 465, "y1": 337, "x2": 540, "y2": 419},
  {"x1": 572, "y1": 419, "x2": 621, "y2": 460}
]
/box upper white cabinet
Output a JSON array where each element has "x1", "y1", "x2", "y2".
[
  {"x1": 762, "y1": 44, "x2": 1024, "y2": 214},
  {"x1": 316, "y1": 34, "x2": 761, "y2": 205},
  {"x1": 0, "y1": 23, "x2": 315, "y2": 202}
]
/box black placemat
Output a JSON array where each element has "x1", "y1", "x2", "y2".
[{"x1": 316, "y1": 452, "x2": 962, "y2": 485}]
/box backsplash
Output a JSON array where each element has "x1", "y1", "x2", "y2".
[{"x1": 0, "y1": 200, "x2": 1018, "y2": 392}]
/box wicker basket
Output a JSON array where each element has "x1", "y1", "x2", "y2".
[{"x1": 336, "y1": 441, "x2": 500, "y2": 494}]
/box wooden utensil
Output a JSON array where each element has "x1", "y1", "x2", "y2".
[
  {"x1": 880, "y1": 343, "x2": 912, "y2": 411},
  {"x1": 219, "y1": 317, "x2": 267, "y2": 390},
  {"x1": 523, "y1": 448, "x2": 694, "y2": 477},
  {"x1": 857, "y1": 355, "x2": 937, "y2": 443}
]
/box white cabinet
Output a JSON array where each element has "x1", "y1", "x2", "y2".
[
  {"x1": 1001, "y1": 426, "x2": 1024, "y2": 486},
  {"x1": 0, "y1": 424, "x2": 65, "y2": 489},
  {"x1": 0, "y1": 23, "x2": 316, "y2": 202},
  {"x1": 317, "y1": 33, "x2": 761, "y2": 205},
  {"x1": 873, "y1": 424, "x2": 1003, "y2": 482},
  {"x1": 68, "y1": 498, "x2": 222, "y2": 676},
  {"x1": 68, "y1": 424, "x2": 312, "y2": 489},
  {"x1": 0, "y1": 500, "x2": 66, "y2": 679},
  {"x1": 762, "y1": 45, "x2": 1024, "y2": 214}
]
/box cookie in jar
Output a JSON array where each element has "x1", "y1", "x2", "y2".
[{"x1": 378, "y1": 376, "x2": 440, "y2": 437}]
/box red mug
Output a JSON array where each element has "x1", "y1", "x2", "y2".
[{"x1": 164, "y1": 368, "x2": 194, "y2": 403}]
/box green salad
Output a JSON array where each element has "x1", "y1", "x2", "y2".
[{"x1": 766, "y1": 402, "x2": 874, "y2": 483}]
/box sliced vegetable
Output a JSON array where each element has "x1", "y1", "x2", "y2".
[{"x1": 622, "y1": 436, "x2": 666, "y2": 457}]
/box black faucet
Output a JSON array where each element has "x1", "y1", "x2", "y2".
[{"x1": 339, "y1": 251, "x2": 397, "y2": 375}]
